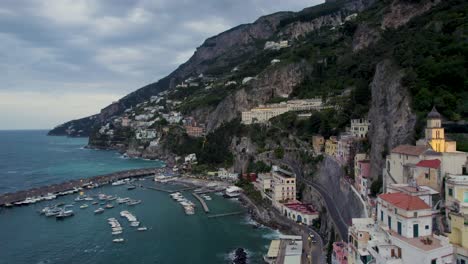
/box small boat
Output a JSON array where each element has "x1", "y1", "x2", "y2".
[
  {"x1": 92, "y1": 201, "x2": 98, "y2": 205},
  {"x1": 130, "y1": 221, "x2": 140, "y2": 227},
  {"x1": 112, "y1": 231, "x2": 122, "y2": 235},
  {"x1": 112, "y1": 180, "x2": 126, "y2": 186},
  {"x1": 45, "y1": 207, "x2": 62, "y2": 217},
  {"x1": 94, "y1": 208, "x2": 105, "y2": 214},
  {"x1": 127, "y1": 185, "x2": 136, "y2": 190},
  {"x1": 126, "y1": 200, "x2": 141, "y2": 206},
  {"x1": 117, "y1": 197, "x2": 130, "y2": 204},
  {"x1": 107, "y1": 196, "x2": 117, "y2": 201},
  {"x1": 105, "y1": 204, "x2": 114, "y2": 209},
  {"x1": 80, "y1": 204, "x2": 88, "y2": 209},
  {"x1": 84, "y1": 197, "x2": 94, "y2": 201},
  {"x1": 137, "y1": 227, "x2": 148, "y2": 231},
  {"x1": 56, "y1": 210, "x2": 74, "y2": 219},
  {"x1": 112, "y1": 238, "x2": 124, "y2": 243}
]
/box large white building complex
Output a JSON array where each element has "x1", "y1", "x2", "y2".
[{"x1": 241, "y1": 98, "x2": 325, "y2": 125}]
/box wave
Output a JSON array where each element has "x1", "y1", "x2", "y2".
[{"x1": 262, "y1": 229, "x2": 282, "y2": 240}]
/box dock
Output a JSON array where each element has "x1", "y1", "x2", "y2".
[
  {"x1": 207, "y1": 211, "x2": 244, "y2": 218},
  {"x1": 145, "y1": 186, "x2": 197, "y2": 193},
  {"x1": 0, "y1": 167, "x2": 166, "y2": 206},
  {"x1": 192, "y1": 193, "x2": 209, "y2": 213}
]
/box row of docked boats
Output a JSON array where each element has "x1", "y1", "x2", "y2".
[
  {"x1": 169, "y1": 192, "x2": 195, "y2": 215},
  {"x1": 108, "y1": 218, "x2": 124, "y2": 243},
  {"x1": 10, "y1": 187, "x2": 82, "y2": 206}
]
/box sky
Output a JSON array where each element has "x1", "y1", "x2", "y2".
[{"x1": 0, "y1": 0, "x2": 323, "y2": 130}]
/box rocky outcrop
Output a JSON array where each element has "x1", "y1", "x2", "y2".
[
  {"x1": 368, "y1": 60, "x2": 416, "y2": 180},
  {"x1": 352, "y1": 23, "x2": 381, "y2": 52},
  {"x1": 279, "y1": 12, "x2": 345, "y2": 39},
  {"x1": 381, "y1": 0, "x2": 441, "y2": 29}
]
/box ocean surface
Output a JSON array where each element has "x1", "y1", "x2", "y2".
[{"x1": 0, "y1": 130, "x2": 277, "y2": 264}]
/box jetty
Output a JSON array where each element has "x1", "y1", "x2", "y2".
[
  {"x1": 146, "y1": 186, "x2": 197, "y2": 193},
  {"x1": 0, "y1": 167, "x2": 165, "y2": 206},
  {"x1": 207, "y1": 211, "x2": 244, "y2": 218},
  {"x1": 192, "y1": 193, "x2": 209, "y2": 213}
]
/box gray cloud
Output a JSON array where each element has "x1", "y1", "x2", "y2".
[{"x1": 0, "y1": 0, "x2": 323, "y2": 129}]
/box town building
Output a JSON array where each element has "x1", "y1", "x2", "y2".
[
  {"x1": 413, "y1": 159, "x2": 442, "y2": 191},
  {"x1": 264, "y1": 235, "x2": 302, "y2": 264},
  {"x1": 184, "y1": 153, "x2": 197, "y2": 164},
  {"x1": 332, "y1": 242, "x2": 349, "y2": 264},
  {"x1": 423, "y1": 107, "x2": 457, "y2": 153},
  {"x1": 216, "y1": 168, "x2": 238, "y2": 181},
  {"x1": 135, "y1": 129, "x2": 157, "y2": 140},
  {"x1": 241, "y1": 103, "x2": 288, "y2": 125},
  {"x1": 356, "y1": 160, "x2": 371, "y2": 198},
  {"x1": 325, "y1": 136, "x2": 338, "y2": 156},
  {"x1": 348, "y1": 217, "x2": 376, "y2": 264},
  {"x1": 312, "y1": 135, "x2": 325, "y2": 154},
  {"x1": 254, "y1": 172, "x2": 272, "y2": 195},
  {"x1": 351, "y1": 118, "x2": 371, "y2": 139},
  {"x1": 241, "y1": 99, "x2": 325, "y2": 125},
  {"x1": 271, "y1": 166, "x2": 296, "y2": 203},
  {"x1": 354, "y1": 153, "x2": 369, "y2": 180},
  {"x1": 121, "y1": 116, "x2": 130, "y2": 127},
  {"x1": 445, "y1": 175, "x2": 468, "y2": 216},
  {"x1": 337, "y1": 134, "x2": 356, "y2": 166},
  {"x1": 448, "y1": 213, "x2": 468, "y2": 263},
  {"x1": 185, "y1": 125, "x2": 205, "y2": 137},
  {"x1": 280, "y1": 202, "x2": 319, "y2": 225}
]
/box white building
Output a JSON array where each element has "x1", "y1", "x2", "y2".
[
  {"x1": 271, "y1": 166, "x2": 296, "y2": 203},
  {"x1": 217, "y1": 168, "x2": 238, "y2": 181},
  {"x1": 184, "y1": 153, "x2": 197, "y2": 164},
  {"x1": 351, "y1": 118, "x2": 371, "y2": 138}
]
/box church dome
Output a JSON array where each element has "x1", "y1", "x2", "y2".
[{"x1": 427, "y1": 106, "x2": 441, "y2": 119}]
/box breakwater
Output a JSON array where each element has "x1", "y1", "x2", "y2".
[{"x1": 0, "y1": 167, "x2": 165, "y2": 206}]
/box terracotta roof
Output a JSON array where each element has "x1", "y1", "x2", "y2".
[
  {"x1": 379, "y1": 192, "x2": 430, "y2": 211},
  {"x1": 416, "y1": 159, "x2": 441, "y2": 169},
  {"x1": 391, "y1": 145, "x2": 428, "y2": 156}
]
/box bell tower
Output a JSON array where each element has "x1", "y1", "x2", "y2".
[{"x1": 425, "y1": 106, "x2": 445, "y2": 152}]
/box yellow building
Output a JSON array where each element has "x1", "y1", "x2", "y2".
[
  {"x1": 271, "y1": 166, "x2": 296, "y2": 203},
  {"x1": 325, "y1": 136, "x2": 338, "y2": 156},
  {"x1": 312, "y1": 135, "x2": 324, "y2": 154},
  {"x1": 448, "y1": 213, "x2": 468, "y2": 263},
  {"x1": 445, "y1": 175, "x2": 468, "y2": 215},
  {"x1": 425, "y1": 106, "x2": 457, "y2": 152}
]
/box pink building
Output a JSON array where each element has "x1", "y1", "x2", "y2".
[
  {"x1": 332, "y1": 241, "x2": 348, "y2": 264},
  {"x1": 356, "y1": 160, "x2": 371, "y2": 198}
]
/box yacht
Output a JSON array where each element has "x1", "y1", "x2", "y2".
[
  {"x1": 130, "y1": 221, "x2": 140, "y2": 227},
  {"x1": 92, "y1": 201, "x2": 98, "y2": 205},
  {"x1": 80, "y1": 204, "x2": 88, "y2": 209},
  {"x1": 45, "y1": 207, "x2": 62, "y2": 217},
  {"x1": 84, "y1": 197, "x2": 94, "y2": 201},
  {"x1": 56, "y1": 210, "x2": 74, "y2": 219},
  {"x1": 224, "y1": 186, "x2": 243, "y2": 198},
  {"x1": 127, "y1": 185, "x2": 136, "y2": 190},
  {"x1": 94, "y1": 208, "x2": 105, "y2": 214},
  {"x1": 112, "y1": 231, "x2": 122, "y2": 235},
  {"x1": 137, "y1": 227, "x2": 148, "y2": 231},
  {"x1": 105, "y1": 204, "x2": 114, "y2": 209}
]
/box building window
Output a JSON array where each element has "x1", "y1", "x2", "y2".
[
  {"x1": 394, "y1": 208, "x2": 397, "y2": 214},
  {"x1": 431, "y1": 259, "x2": 436, "y2": 264},
  {"x1": 425, "y1": 172, "x2": 430, "y2": 179},
  {"x1": 449, "y1": 188, "x2": 453, "y2": 197},
  {"x1": 414, "y1": 212, "x2": 418, "y2": 217},
  {"x1": 381, "y1": 210, "x2": 384, "y2": 222},
  {"x1": 425, "y1": 225, "x2": 430, "y2": 230}
]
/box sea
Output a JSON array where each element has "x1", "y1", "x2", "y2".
[{"x1": 0, "y1": 130, "x2": 278, "y2": 264}]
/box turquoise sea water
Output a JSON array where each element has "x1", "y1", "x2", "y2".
[{"x1": 0, "y1": 131, "x2": 276, "y2": 264}]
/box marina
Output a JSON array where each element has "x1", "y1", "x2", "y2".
[{"x1": 192, "y1": 193, "x2": 210, "y2": 213}]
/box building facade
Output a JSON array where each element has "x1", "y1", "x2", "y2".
[{"x1": 351, "y1": 118, "x2": 371, "y2": 139}]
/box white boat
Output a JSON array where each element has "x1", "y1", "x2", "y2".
[
  {"x1": 117, "y1": 197, "x2": 130, "y2": 204},
  {"x1": 84, "y1": 197, "x2": 94, "y2": 201},
  {"x1": 112, "y1": 180, "x2": 126, "y2": 186},
  {"x1": 56, "y1": 210, "x2": 74, "y2": 219},
  {"x1": 94, "y1": 208, "x2": 104, "y2": 214},
  {"x1": 225, "y1": 186, "x2": 243, "y2": 198},
  {"x1": 112, "y1": 238, "x2": 124, "y2": 243},
  {"x1": 105, "y1": 204, "x2": 114, "y2": 209},
  {"x1": 130, "y1": 221, "x2": 140, "y2": 227},
  {"x1": 74, "y1": 196, "x2": 86, "y2": 201},
  {"x1": 112, "y1": 231, "x2": 122, "y2": 235},
  {"x1": 126, "y1": 200, "x2": 141, "y2": 206},
  {"x1": 80, "y1": 204, "x2": 89, "y2": 209},
  {"x1": 137, "y1": 227, "x2": 148, "y2": 231}
]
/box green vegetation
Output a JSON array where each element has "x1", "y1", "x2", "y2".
[
  {"x1": 236, "y1": 179, "x2": 266, "y2": 205},
  {"x1": 247, "y1": 160, "x2": 271, "y2": 173}
]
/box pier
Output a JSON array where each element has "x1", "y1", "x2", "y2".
[
  {"x1": 0, "y1": 167, "x2": 165, "y2": 206},
  {"x1": 145, "y1": 186, "x2": 197, "y2": 193},
  {"x1": 192, "y1": 193, "x2": 209, "y2": 213},
  {"x1": 207, "y1": 211, "x2": 244, "y2": 218}
]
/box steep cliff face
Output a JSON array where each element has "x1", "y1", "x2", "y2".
[
  {"x1": 368, "y1": 60, "x2": 417, "y2": 180},
  {"x1": 381, "y1": 0, "x2": 441, "y2": 29}
]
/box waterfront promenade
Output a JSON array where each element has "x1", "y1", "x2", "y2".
[{"x1": 0, "y1": 167, "x2": 164, "y2": 206}]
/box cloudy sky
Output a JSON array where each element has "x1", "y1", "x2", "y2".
[{"x1": 0, "y1": 0, "x2": 322, "y2": 130}]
